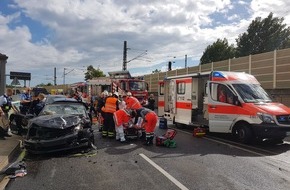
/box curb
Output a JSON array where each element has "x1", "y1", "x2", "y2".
[
  {"x1": 0, "y1": 140, "x2": 21, "y2": 172},
  {"x1": 0, "y1": 176, "x2": 10, "y2": 190},
  {"x1": 0, "y1": 137, "x2": 22, "y2": 190}
]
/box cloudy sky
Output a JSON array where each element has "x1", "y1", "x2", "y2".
[{"x1": 0, "y1": 0, "x2": 289, "y2": 86}]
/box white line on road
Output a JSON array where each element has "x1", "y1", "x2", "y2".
[
  {"x1": 176, "y1": 129, "x2": 270, "y2": 156},
  {"x1": 139, "y1": 153, "x2": 189, "y2": 190},
  {"x1": 175, "y1": 129, "x2": 290, "y2": 165}
]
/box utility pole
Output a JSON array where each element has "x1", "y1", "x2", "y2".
[
  {"x1": 123, "y1": 41, "x2": 127, "y2": 71},
  {"x1": 185, "y1": 54, "x2": 187, "y2": 68},
  {"x1": 122, "y1": 41, "x2": 147, "y2": 71},
  {"x1": 63, "y1": 68, "x2": 74, "y2": 85},
  {"x1": 63, "y1": 68, "x2": 66, "y2": 85},
  {"x1": 54, "y1": 67, "x2": 57, "y2": 86}
]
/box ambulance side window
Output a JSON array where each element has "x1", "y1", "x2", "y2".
[
  {"x1": 177, "y1": 82, "x2": 185, "y2": 94},
  {"x1": 211, "y1": 83, "x2": 235, "y2": 104},
  {"x1": 217, "y1": 84, "x2": 227, "y2": 103}
]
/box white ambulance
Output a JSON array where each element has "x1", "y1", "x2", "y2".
[{"x1": 158, "y1": 71, "x2": 290, "y2": 143}]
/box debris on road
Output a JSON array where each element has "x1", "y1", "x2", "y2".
[{"x1": 0, "y1": 161, "x2": 27, "y2": 179}]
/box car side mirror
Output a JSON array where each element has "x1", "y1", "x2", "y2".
[{"x1": 233, "y1": 95, "x2": 241, "y2": 106}]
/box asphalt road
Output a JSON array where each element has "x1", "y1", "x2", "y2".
[{"x1": 6, "y1": 125, "x2": 290, "y2": 190}]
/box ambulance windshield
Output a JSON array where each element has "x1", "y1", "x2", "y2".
[
  {"x1": 129, "y1": 81, "x2": 146, "y2": 91},
  {"x1": 232, "y1": 83, "x2": 272, "y2": 103}
]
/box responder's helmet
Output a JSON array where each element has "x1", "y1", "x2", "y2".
[
  {"x1": 103, "y1": 90, "x2": 109, "y2": 97},
  {"x1": 113, "y1": 92, "x2": 119, "y2": 97},
  {"x1": 126, "y1": 92, "x2": 132, "y2": 96}
]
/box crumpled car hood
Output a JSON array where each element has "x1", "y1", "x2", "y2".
[{"x1": 30, "y1": 114, "x2": 81, "y2": 129}]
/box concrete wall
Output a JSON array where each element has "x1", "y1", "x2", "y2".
[{"x1": 0, "y1": 53, "x2": 8, "y2": 95}]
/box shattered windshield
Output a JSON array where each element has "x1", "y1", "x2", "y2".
[
  {"x1": 232, "y1": 83, "x2": 272, "y2": 103},
  {"x1": 39, "y1": 103, "x2": 87, "y2": 116},
  {"x1": 129, "y1": 81, "x2": 146, "y2": 91}
]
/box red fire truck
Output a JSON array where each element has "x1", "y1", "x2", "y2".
[{"x1": 86, "y1": 70, "x2": 148, "y2": 102}]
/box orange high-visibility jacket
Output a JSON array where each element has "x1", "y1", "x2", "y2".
[
  {"x1": 113, "y1": 109, "x2": 131, "y2": 127},
  {"x1": 102, "y1": 97, "x2": 118, "y2": 113},
  {"x1": 125, "y1": 96, "x2": 142, "y2": 110}
]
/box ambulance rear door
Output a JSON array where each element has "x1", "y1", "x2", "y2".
[
  {"x1": 174, "y1": 77, "x2": 192, "y2": 125},
  {"x1": 158, "y1": 81, "x2": 165, "y2": 117},
  {"x1": 168, "y1": 79, "x2": 177, "y2": 115}
]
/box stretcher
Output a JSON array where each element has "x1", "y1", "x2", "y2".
[{"x1": 123, "y1": 123, "x2": 142, "y2": 140}]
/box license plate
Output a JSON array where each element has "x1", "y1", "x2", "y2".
[{"x1": 286, "y1": 132, "x2": 290, "y2": 136}]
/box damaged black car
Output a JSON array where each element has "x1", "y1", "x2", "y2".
[{"x1": 23, "y1": 99, "x2": 95, "y2": 154}]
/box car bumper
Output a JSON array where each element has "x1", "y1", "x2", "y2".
[
  {"x1": 252, "y1": 123, "x2": 290, "y2": 139},
  {"x1": 24, "y1": 129, "x2": 94, "y2": 154}
]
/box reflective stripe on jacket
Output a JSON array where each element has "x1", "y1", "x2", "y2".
[
  {"x1": 113, "y1": 109, "x2": 131, "y2": 127},
  {"x1": 0, "y1": 95, "x2": 12, "y2": 112},
  {"x1": 102, "y1": 97, "x2": 118, "y2": 113}
]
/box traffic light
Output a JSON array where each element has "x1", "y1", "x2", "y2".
[{"x1": 168, "y1": 61, "x2": 172, "y2": 71}]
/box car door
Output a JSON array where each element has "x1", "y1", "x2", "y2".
[{"x1": 207, "y1": 82, "x2": 238, "y2": 133}]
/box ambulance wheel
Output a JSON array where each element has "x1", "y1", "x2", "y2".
[{"x1": 233, "y1": 124, "x2": 253, "y2": 144}]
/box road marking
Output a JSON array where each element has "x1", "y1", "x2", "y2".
[
  {"x1": 139, "y1": 153, "x2": 189, "y2": 190},
  {"x1": 204, "y1": 135, "x2": 282, "y2": 155},
  {"x1": 176, "y1": 129, "x2": 271, "y2": 156},
  {"x1": 204, "y1": 136, "x2": 267, "y2": 156}
]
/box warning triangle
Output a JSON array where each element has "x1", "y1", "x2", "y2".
[{"x1": 11, "y1": 77, "x2": 21, "y2": 85}]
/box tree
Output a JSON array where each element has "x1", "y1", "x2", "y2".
[
  {"x1": 236, "y1": 12, "x2": 290, "y2": 57},
  {"x1": 84, "y1": 65, "x2": 106, "y2": 80},
  {"x1": 200, "y1": 38, "x2": 236, "y2": 65},
  {"x1": 36, "y1": 82, "x2": 52, "y2": 87},
  {"x1": 152, "y1": 69, "x2": 161, "y2": 73}
]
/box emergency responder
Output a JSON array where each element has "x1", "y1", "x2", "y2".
[
  {"x1": 0, "y1": 88, "x2": 15, "y2": 139},
  {"x1": 133, "y1": 107, "x2": 158, "y2": 146},
  {"x1": 113, "y1": 101, "x2": 132, "y2": 143},
  {"x1": 96, "y1": 91, "x2": 108, "y2": 131},
  {"x1": 89, "y1": 93, "x2": 98, "y2": 117},
  {"x1": 19, "y1": 87, "x2": 32, "y2": 114},
  {"x1": 218, "y1": 86, "x2": 227, "y2": 103},
  {"x1": 28, "y1": 93, "x2": 45, "y2": 116},
  {"x1": 73, "y1": 88, "x2": 82, "y2": 102},
  {"x1": 124, "y1": 92, "x2": 142, "y2": 110},
  {"x1": 101, "y1": 92, "x2": 119, "y2": 138},
  {"x1": 146, "y1": 94, "x2": 155, "y2": 111}
]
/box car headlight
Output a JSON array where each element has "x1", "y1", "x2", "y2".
[{"x1": 257, "y1": 112, "x2": 275, "y2": 123}]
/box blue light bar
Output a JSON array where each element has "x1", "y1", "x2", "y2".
[{"x1": 212, "y1": 71, "x2": 225, "y2": 78}]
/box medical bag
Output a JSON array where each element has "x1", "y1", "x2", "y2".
[
  {"x1": 193, "y1": 127, "x2": 206, "y2": 137},
  {"x1": 156, "y1": 129, "x2": 177, "y2": 147}
]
